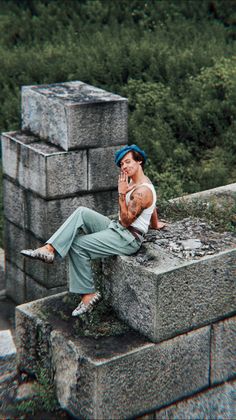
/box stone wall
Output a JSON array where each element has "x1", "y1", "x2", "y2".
[
  {"x1": 2, "y1": 81, "x2": 127, "y2": 304},
  {"x1": 2, "y1": 80, "x2": 235, "y2": 418}
]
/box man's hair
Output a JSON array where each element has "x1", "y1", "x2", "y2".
[{"x1": 131, "y1": 150, "x2": 145, "y2": 168}]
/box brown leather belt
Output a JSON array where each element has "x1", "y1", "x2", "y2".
[{"x1": 127, "y1": 225, "x2": 145, "y2": 241}]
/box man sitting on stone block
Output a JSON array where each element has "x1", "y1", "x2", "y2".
[{"x1": 21, "y1": 144, "x2": 165, "y2": 316}]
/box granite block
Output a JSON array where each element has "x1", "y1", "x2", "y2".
[
  {"x1": 4, "y1": 220, "x2": 68, "y2": 288},
  {"x1": 5, "y1": 260, "x2": 26, "y2": 304},
  {"x1": 88, "y1": 145, "x2": 123, "y2": 191},
  {"x1": 211, "y1": 316, "x2": 236, "y2": 385},
  {"x1": 6, "y1": 260, "x2": 66, "y2": 304},
  {"x1": 3, "y1": 177, "x2": 118, "y2": 240},
  {"x1": 21, "y1": 81, "x2": 128, "y2": 151},
  {"x1": 25, "y1": 276, "x2": 66, "y2": 302},
  {"x1": 155, "y1": 380, "x2": 236, "y2": 420},
  {"x1": 1, "y1": 131, "x2": 87, "y2": 198},
  {"x1": 15, "y1": 293, "x2": 210, "y2": 419},
  {"x1": 102, "y1": 245, "x2": 236, "y2": 342}
]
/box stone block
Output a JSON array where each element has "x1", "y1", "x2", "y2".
[
  {"x1": 155, "y1": 380, "x2": 236, "y2": 420},
  {"x1": 102, "y1": 244, "x2": 236, "y2": 342},
  {"x1": 6, "y1": 260, "x2": 66, "y2": 304},
  {"x1": 4, "y1": 220, "x2": 68, "y2": 288},
  {"x1": 211, "y1": 316, "x2": 236, "y2": 385},
  {"x1": 21, "y1": 81, "x2": 128, "y2": 151},
  {"x1": 15, "y1": 293, "x2": 210, "y2": 419},
  {"x1": 0, "y1": 330, "x2": 16, "y2": 377},
  {"x1": 5, "y1": 260, "x2": 26, "y2": 304},
  {"x1": 3, "y1": 178, "x2": 118, "y2": 240},
  {"x1": 88, "y1": 145, "x2": 123, "y2": 191},
  {"x1": 1, "y1": 131, "x2": 87, "y2": 198},
  {"x1": 25, "y1": 276, "x2": 66, "y2": 302}
]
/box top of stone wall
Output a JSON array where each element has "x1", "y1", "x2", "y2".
[
  {"x1": 22, "y1": 81, "x2": 127, "y2": 105},
  {"x1": 171, "y1": 183, "x2": 236, "y2": 203},
  {"x1": 21, "y1": 81, "x2": 128, "y2": 151}
]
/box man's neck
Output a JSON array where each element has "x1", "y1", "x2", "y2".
[{"x1": 130, "y1": 167, "x2": 146, "y2": 184}]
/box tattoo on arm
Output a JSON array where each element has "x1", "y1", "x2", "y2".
[{"x1": 129, "y1": 192, "x2": 143, "y2": 218}]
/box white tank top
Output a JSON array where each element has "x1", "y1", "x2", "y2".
[{"x1": 124, "y1": 182, "x2": 157, "y2": 234}]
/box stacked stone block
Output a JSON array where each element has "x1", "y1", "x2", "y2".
[
  {"x1": 15, "y1": 294, "x2": 236, "y2": 419},
  {"x1": 14, "y1": 183, "x2": 236, "y2": 418},
  {"x1": 2, "y1": 81, "x2": 128, "y2": 304}
]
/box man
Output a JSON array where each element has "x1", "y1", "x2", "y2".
[{"x1": 21, "y1": 144, "x2": 165, "y2": 316}]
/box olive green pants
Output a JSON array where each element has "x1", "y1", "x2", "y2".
[{"x1": 47, "y1": 206, "x2": 141, "y2": 294}]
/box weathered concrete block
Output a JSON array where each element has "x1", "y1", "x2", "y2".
[
  {"x1": 88, "y1": 145, "x2": 123, "y2": 191},
  {"x1": 4, "y1": 178, "x2": 118, "y2": 240},
  {"x1": 1, "y1": 131, "x2": 87, "y2": 198},
  {"x1": 155, "y1": 380, "x2": 236, "y2": 420},
  {"x1": 6, "y1": 260, "x2": 66, "y2": 304},
  {"x1": 0, "y1": 330, "x2": 16, "y2": 377},
  {"x1": 22, "y1": 81, "x2": 128, "y2": 151},
  {"x1": 211, "y1": 316, "x2": 236, "y2": 385},
  {"x1": 4, "y1": 220, "x2": 68, "y2": 288},
  {"x1": 5, "y1": 260, "x2": 25, "y2": 304},
  {"x1": 25, "y1": 276, "x2": 66, "y2": 302},
  {"x1": 102, "y1": 244, "x2": 236, "y2": 342},
  {"x1": 15, "y1": 293, "x2": 210, "y2": 419}
]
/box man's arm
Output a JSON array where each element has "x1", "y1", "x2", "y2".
[
  {"x1": 119, "y1": 189, "x2": 146, "y2": 227},
  {"x1": 150, "y1": 207, "x2": 167, "y2": 230}
]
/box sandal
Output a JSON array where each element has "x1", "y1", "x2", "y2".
[{"x1": 72, "y1": 291, "x2": 102, "y2": 316}]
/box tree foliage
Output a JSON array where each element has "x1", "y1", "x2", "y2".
[{"x1": 0, "y1": 0, "x2": 235, "y2": 199}]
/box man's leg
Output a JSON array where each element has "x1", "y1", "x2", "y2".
[
  {"x1": 68, "y1": 226, "x2": 140, "y2": 294},
  {"x1": 46, "y1": 206, "x2": 111, "y2": 258}
]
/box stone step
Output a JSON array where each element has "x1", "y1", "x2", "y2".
[
  {"x1": 2, "y1": 132, "x2": 122, "y2": 198},
  {"x1": 3, "y1": 177, "x2": 118, "y2": 240},
  {"x1": 102, "y1": 244, "x2": 236, "y2": 342},
  {"x1": 15, "y1": 293, "x2": 211, "y2": 420},
  {"x1": 21, "y1": 81, "x2": 128, "y2": 151}
]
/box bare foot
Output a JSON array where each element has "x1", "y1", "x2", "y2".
[
  {"x1": 38, "y1": 244, "x2": 55, "y2": 254},
  {"x1": 81, "y1": 293, "x2": 97, "y2": 305}
]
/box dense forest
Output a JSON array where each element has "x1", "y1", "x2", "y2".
[{"x1": 0, "y1": 0, "x2": 236, "y2": 200}]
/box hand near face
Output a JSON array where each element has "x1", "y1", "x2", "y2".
[{"x1": 118, "y1": 171, "x2": 135, "y2": 195}]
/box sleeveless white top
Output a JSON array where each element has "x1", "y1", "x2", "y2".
[{"x1": 122, "y1": 182, "x2": 157, "y2": 234}]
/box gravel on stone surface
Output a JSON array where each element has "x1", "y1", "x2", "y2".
[{"x1": 135, "y1": 217, "x2": 236, "y2": 267}]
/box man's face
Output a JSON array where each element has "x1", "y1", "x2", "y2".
[{"x1": 120, "y1": 151, "x2": 140, "y2": 176}]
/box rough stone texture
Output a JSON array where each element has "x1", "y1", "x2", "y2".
[
  {"x1": 145, "y1": 217, "x2": 236, "y2": 261},
  {"x1": 5, "y1": 260, "x2": 25, "y2": 305},
  {"x1": 15, "y1": 381, "x2": 39, "y2": 401},
  {"x1": 4, "y1": 220, "x2": 68, "y2": 288},
  {"x1": 172, "y1": 182, "x2": 236, "y2": 203},
  {"x1": 1, "y1": 131, "x2": 87, "y2": 198},
  {"x1": 88, "y1": 145, "x2": 123, "y2": 191},
  {"x1": 16, "y1": 293, "x2": 210, "y2": 419},
  {"x1": 211, "y1": 316, "x2": 236, "y2": 385},
  {"x1": 0, "y1": 330, "x2": 16, "y2": 376},
  {"x1": 155, "y1": 380, "x2": 236, "y2": 420},
  {"x1": 16, "y1": 298, "x2": 53, "y2": 375},
  {"x1": 102, "y1": 247, "x2": 236, "y2": 342},
  {"x1": 3, "y1": 177, "x2": 118, "y2": 240},
  {"x1": 6, "y1": 260, "x2": 66, "y2": 304},
  {"x1": 21, "y1": 81, "x2": 128, "y2": 151}
]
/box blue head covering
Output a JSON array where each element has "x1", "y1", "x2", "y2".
[{"x1": 115, "y1": 144, "x2": 147, "y2": 167}]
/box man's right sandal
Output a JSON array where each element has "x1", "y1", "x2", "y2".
[{"x1": 72, "y1": 291, "x2": 102, "y2": 316}]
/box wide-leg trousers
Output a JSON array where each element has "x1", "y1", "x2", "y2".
[{"x1": 46, "y1": 206, "x2": 141, "y2": 294}]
